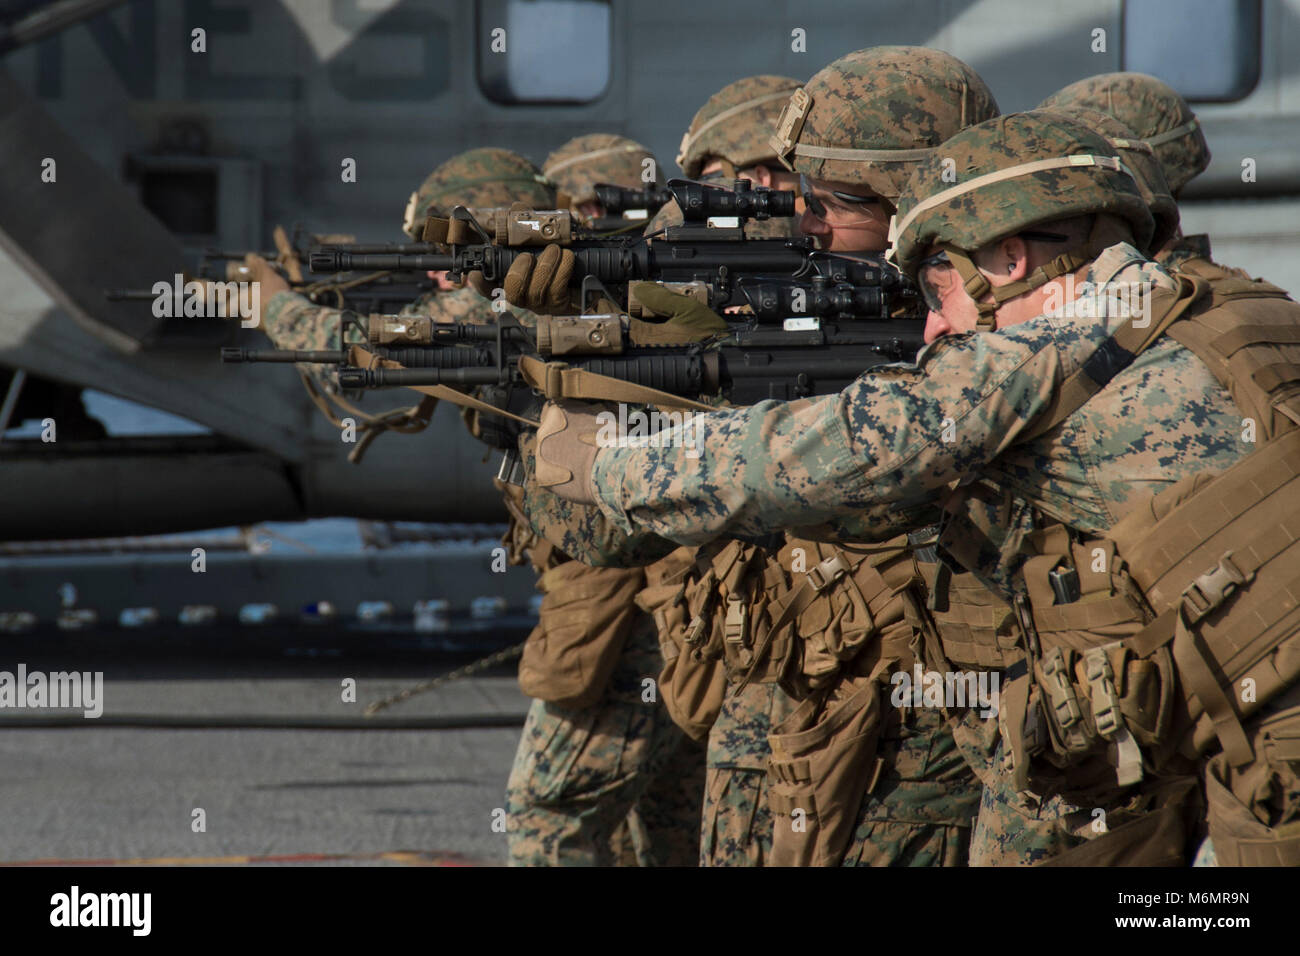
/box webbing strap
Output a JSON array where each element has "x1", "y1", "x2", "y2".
[
  {"x1": 272, "y1": 225, "x2": 303, "y2": 284},
  {"x1": 793, "y1": 143, "x2": 933, "y2": 163},
  {"x1": 297, "y1": 369, "x2": 438, "y2": 465},
  {"x1": 1212, "y1": 322, "x2": 1300, "y2": 356},
  {"x1": 1254, "y1": 363, "x2": 1300, "y2": 393},
  {"x1": 892, "y1": 154, "x2": 1136, "y2": 245},
  {"x1": 941, "y1": 245, "x2": 1094, "y2": 332},
  {"x1": 516, "y1": 354, "x2": 715, "y2": 411},
  {"x1": 1032, "y1": 593, "x2": 1147, "y2": 633},
  {"x1": 734, "y1": 572, "x2": 823, "y2": 695},
  {"x1": 1144, "y1": 118, "x2": 1201, "y2": 149},
  {"x1": 1172, "y1": 615, "x2": 1254, "y2": 766},
  {"x1": 1022, "y1": 275, "x2": 1207, "y2": 441},
  {"x1": 348, "y1": 345, "x2": 541, "y2": 427},
  {"x1": 544, "y1": 143, "x2": 644, "y2": 177},
  {"x1": 676, "y1": 89, "x2": 794, "y2": 164},
  {"x1": 1123, "y1": 605, "x2": 1253, "y2": 766}
]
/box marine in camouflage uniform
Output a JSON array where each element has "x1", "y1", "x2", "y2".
[
  {"x1": 1038, "y1": 73, "x2": 1229, "y2": 276},
  {"x1": 255, "y1": 148, "x2": 702, "y2": 866},
  {"x1": 526, "y1": 48, "x2": 1001, "y2": 866},
  {"x1": 499, "y1": 140, "x2": 705, "y2": 867},
  {"x1": 537, "y1": 110, "x2": 1267, "y2": 865},
  {"x1": 1041, "y1": 73, "x2": 1300, "y2": 868},
  {"x1": 759, "y1": 46, "x2": 998, "y2": 867},
  {"x1": 662, "y1": 74, "x2": 803, "y2": 868},
  {"x1": 646, "y1": 75, "x2": 804, "y2": 244},
  {"x1": 258, "y1": 146, "x2": 550, "y2": 353}
]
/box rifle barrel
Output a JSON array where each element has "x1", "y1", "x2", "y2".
[{"x1": 221, "y1": 348, "x2": 345, "y2": 363}]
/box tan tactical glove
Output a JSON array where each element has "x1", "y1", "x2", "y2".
[
  {"x1": 503, "y1": 243, "x2": 576, "y2": 314},
  {"x1": 534, "y1": 399, "x2": 605, "y2": 506},
  {"x1": 627, "y1": 281, "x2": 727, "y2": 333}
]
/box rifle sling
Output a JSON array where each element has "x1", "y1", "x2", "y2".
[
  {"x1": 1023, "y1": 275, "x2": 1208, "y2": 442},
  {"x1": 517, "y1": 354, "x2": 716, "y2": 412}
]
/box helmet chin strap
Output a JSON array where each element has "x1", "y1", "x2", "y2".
[{"x1": 940, "y1": 216, "x2": 1131, "y2": 331}]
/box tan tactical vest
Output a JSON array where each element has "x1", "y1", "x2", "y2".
[{"x1": 985, "y1": 269, "x2": 1300, "y2": 863}]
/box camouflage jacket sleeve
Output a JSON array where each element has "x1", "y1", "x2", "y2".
[
  {"x1": 261, "y1": 290, "x2": 368, "y2": 351},
  {"x1": 590, "y1": 245, "x2": 1221, "y2": 549},
  {"x1": 424, "y1": 285, "x2": 537, "y2": 327}
]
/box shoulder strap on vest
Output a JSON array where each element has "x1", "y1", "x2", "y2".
[
  {"x1": 1023, "y1": 275, "x2": 1209, "y2": 442},
  {"x1": 1162, "y1": 275, "x2": 1300, "y2": 440}
]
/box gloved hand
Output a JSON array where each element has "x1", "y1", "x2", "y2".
[
  {"x1": 534, "y1": 399, "x2": 607, "y2": 506},
  {"x1": 503, "y1": 243, "x2": 576, "y2": 314},
  {"x1": 628, "y1": 281, "x2": 727, "y2": 334}
]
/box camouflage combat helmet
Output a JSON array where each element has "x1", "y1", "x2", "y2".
[
  {"x1": 1038, "y1": 73, "x2": 1210, "y2": 193},
  {"x1": 676, "y1": 75, "x2": 802, "y2": 179},
  {"x1": 1037, "y1": 104, "x2": 1180, "y2": 254},
  {"x1": 402, "y1": 148, "x2": 554, "y2": 239},
  {"x1": 769, "y1": 46, "x2": 999, "y2": 202},
  {"x1": 892, "y1": 110, "x2": 1154, "y2": 328},
  {"x1": 543, "y1": 134, "x2": 657, "y2": 207}
]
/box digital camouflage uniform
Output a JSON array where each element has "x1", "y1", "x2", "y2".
[
  {"x1": 260, "y1": 148, "x2": 702, "y2": 866},
  {"x1": 524, "y1": 80, "x2": 808, "y2": 868},
  {"x1": 530, "y1": 49, "x2": 1004, "y2": 866},
  {"x1": 759, "y1": 46, "x2": 1000, "y2": 866},
  {"x1": 491, "y1": 141, "x2": 705, "y2": 867},
  {"x1": 574, "y1": 112, "x2": 1261, "y2": 865},
  {"x1": 1042, "y1": 73, "x2": 1300, "y2": 868},
  {"x1": 586, "y1": 243, "x2": 1235, "y2": 864},
  {"x1": 670, "y1": 74, "x2": 804, "y2": 867}
]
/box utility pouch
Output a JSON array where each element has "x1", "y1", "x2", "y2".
[
  {"x1": 774, "y1": 537, "x2": 923, "y2": 700},
  {"x1": 1203, "y1": 700, "x2": 1300, "y2": 866},
  {"x1": 766, "y1": 662, "x2": 888, "y2": 866},
  {"x1": 635, "y1": 546, "x2": 726, "y2": 741},
  {"x1": 1007, "y1": 528, "x2": 1168, "y2": 789},
  {"x1": 518, "y1": 560, "x2": 645, "y2": 709}
]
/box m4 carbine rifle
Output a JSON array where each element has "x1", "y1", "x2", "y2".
[
  {"x1": 223, "y1": 178, "x2": 925, "y2": 448},
  {"x1": 104, "y1": 224, "x2": 436, "y2": 315},
  {"x1": 306, "y1": 178, "x2": 916, "y2": 317}
]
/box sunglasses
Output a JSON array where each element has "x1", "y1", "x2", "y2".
[{"x1": 800, "y1": 174, "x2": 882, "y2": 221}]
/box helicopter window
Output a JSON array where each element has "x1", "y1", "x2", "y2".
[
  {"x1": 1122, "y1": 0, "x2": 1261, "y2": 102},
  {"x1": 477, "y1": 0, "x2": 612, "y2": 104}
]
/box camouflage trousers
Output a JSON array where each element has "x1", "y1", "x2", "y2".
[
  {"x1": 704, "y1": 684, "x2": 980, "y2": 866},
  {"x1": 701, "y1": 682, "x2": 797, "y2": 867},
  {"x1": 505, "y1": 614, "x2": 705, "y2": 866},
  {"x1": 838, "y1": 704, "x2": 981, "y2": 866},
  {"x1": 953, "y1": 710, "x2": 1200, "y2": 866}
]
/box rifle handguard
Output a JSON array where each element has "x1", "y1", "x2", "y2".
[{"x1": 536, "y1": 315, "x2": 625, "y2": 357}]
